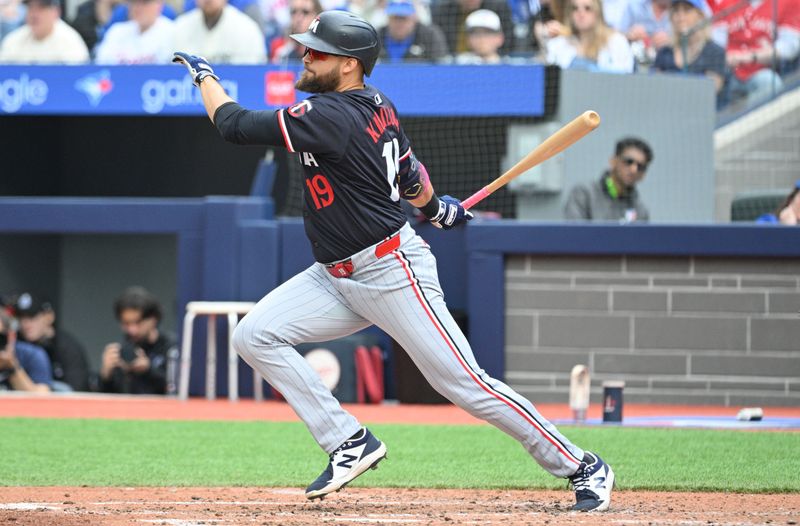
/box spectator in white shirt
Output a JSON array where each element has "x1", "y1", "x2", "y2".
[
  {"x1": 0, "y1": 0, "x2": 89, "y2": 63},
  {"x1": 546, "y1": 0, "x2": 634, "y2": 72},
  {"x1": 94, "y1": 0, "x2": 175, "y2": 63},
  {"x1": 456, "y1": 9, "x2": 505, "y2": 63},
  {"x1": 173, "y1": 0, "x2": 266, "y2": 64}
]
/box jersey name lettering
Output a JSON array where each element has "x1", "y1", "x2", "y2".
[
  {"x1": 364, "y1": 106, "x2": 399, "y2": 144},
  {"x1": 302, "y1": 152, "x2": 319, "y2": 167}
]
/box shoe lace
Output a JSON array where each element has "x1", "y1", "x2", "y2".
[
  {"x1": 567, "y1": 463, "x2": 589, "y2": 491},
  {"x1": 329, "y1": 438, "x2": 354, "y2": 461},
  {"x1": 568, "y1": 463, "x2": 591, "y2": 493}
]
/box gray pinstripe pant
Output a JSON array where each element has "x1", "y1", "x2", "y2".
[{"x1": 231, "y1": 222, "x2": 584, "y2": 477}]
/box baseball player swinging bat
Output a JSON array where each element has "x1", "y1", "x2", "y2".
[
  {"x1": 174, "y1": 9, "x2": 616, "y2": 510},
  {"x1": 462, "y1": 110, "x2": 601, "y2": 210}
]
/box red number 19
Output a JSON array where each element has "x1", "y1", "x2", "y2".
[{"x1": 305, "y1": 174, "x2": 335, "y2": 210}]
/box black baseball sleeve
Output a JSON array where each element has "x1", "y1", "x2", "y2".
[{"x1": 213, "y1": 102, "x2": 284, "y2": 146}]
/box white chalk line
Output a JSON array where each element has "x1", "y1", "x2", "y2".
[
  {"x1": 0, "y1": 503, "x2": 61, "y2": 511},
  {"x1": 1, "y1": 499, "x2": 796, "y2": 526}
]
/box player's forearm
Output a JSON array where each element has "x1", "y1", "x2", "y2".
[
  {"x1": 199, "y1": 78, "x2": 235, "y2": 123},
  {"x1": 403, "y1": 158, "x2": 443, "y2": 219},
  {"x1": 407, "y1": 183, "x2": 435, "y2": 209}
]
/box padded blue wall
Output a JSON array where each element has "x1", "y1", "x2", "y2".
[{"x1": 2, "y1": 197, "x2": 798, "y2": 396}]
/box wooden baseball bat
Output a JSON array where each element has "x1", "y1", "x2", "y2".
[{"x1": 462, "y1": 110, "x2": 601, "y2": 210}]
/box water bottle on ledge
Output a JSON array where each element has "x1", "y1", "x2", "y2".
[{"x1": 166, "y1": 346, "x2": 180, "y2": 397}]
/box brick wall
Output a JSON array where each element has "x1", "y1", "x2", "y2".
[{"x1": 505, "y1": 255, "x2": 800, "y2": 406}]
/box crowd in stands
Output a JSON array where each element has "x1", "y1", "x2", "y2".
[
  {"x1": 0, "y1": 0, "x2": 798, "y2": 104},
  {"x1": 0, "y1": 286, "x2": 177, "y2": 395}
]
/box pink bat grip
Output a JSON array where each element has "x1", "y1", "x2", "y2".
[{"x1": 462, "y1": 187, "x2": 490, "y2": 210}]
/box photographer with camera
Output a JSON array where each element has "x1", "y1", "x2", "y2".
[
  {"x1": 0, "y1": 309, "x2": 53, "y2": 392},
  {"x1": 99, "y1": 286, "x2": 177, "y2": 395}
]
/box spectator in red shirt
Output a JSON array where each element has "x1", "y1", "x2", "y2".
[{"x1": 712, "y1": 0, "x2": 800, "y2": 105}]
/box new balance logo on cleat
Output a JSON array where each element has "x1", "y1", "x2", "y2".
[
  {"x1": 336, "y1": 453, "x2": 359, "y2": 469},
  {"x1": 305, "y1": 427, "x2": 387, "y2": 500},
  {"x1": 568, "y1": 451, "x2": 615, "y2": 512}
]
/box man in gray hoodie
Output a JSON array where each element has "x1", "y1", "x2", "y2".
[{"x1": 564, "y1": 136, "x2": 654, "y2": 223}]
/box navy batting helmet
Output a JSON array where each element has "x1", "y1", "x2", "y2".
[{"x1": 291, "y1": 11, "x2": 381, "y2": 76}]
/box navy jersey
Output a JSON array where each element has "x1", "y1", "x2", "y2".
[{"x1": 276, "y1": 85, "x2": 411, "y2": 263}]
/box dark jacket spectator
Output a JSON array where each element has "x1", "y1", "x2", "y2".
[
  {"x1": 100, "y1": 286, "x2": 178, "y2": 395},
  {"x1": 653, "y1": 0, "x2": 727, "y2": 108},
  {"x1": 433, "y1": 0, "x2": 515, "y2": 55},
  {"x1": 378, "y1": 0, "x2": 449, "y2": 62},
  {"x1": 70, "y1": 0, "x2": 121, "y2": 52}
]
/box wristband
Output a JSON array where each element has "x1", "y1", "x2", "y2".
[
  {"x1": 419, "y1": 194, "x2": 441, "y2": 220},
  {"x1": 196, "y1": 71, "x2": 219, "y2": 84}
]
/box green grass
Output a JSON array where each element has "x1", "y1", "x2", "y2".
[{"x1": 1, "y1": 418, "x2": 798, "y2": 492}]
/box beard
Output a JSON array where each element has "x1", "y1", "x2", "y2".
[{"x1": 296, "y1": 67, "x2": 340, "y2": 93}]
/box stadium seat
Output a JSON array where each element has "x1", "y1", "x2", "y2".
[
  {"x1": 730, "y1": 191, "x2": 786, "y2": 221},
  {"x1": 249, "y1": 153, "x2": 277, "y2": 218}
]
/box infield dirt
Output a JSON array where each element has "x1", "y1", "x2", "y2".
[
  {"x1": 1, "y1": 486, "x2": 798, "y2": 526},
  {"x1": 3, "y1": 397, "x2": 799, "y2": 525}
]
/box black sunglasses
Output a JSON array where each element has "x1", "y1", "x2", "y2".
[{"x1": 620, "y1": 156, "x2": 648, "y2": 172}]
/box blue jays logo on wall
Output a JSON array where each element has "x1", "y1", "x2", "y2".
[{"x1": 75, "y1": 70, "x2": 114, "y2": 107}]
